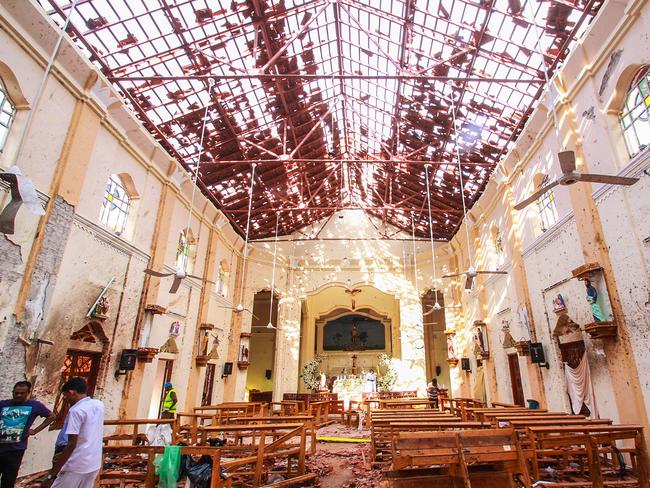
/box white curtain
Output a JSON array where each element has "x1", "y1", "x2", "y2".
[{"x1": 564, "y1": 352, "x2": 598, "y2": 418}]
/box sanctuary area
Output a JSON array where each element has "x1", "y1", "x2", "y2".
[{"x1": 0, "y1": 0, "x2": 649, "y2": 486}]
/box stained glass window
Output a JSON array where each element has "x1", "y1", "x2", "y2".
[
  {"x1": 0, "y1": 78, "x2": 16, "y2": 151},
  {"x1": 537, "y1": 176, "x2": 559, "y2": 232},
  {"x1": 99, "y1": 174, "x2": 130, "y2": 234},
  {"x1": 620, "y1": 66, "x2": 650, "y2": 157}
]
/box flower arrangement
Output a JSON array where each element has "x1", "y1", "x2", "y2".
[
  {"x1": 377, "y1": 353, "x2": 397, "y2": 392},
  {"x1": 300, "y1": 355, "x2": 325, "y2": 391}
]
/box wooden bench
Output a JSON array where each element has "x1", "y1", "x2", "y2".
[
  {"x1": 100, "y1": 445, "x2": 228, "y2": 487},
  {"x1": 370, "y1": 416, "x2": 461, "y2": 465},
  {"x1": 527, "y1": 425, "x2": 650, "y2": 487},
  {"x1": 199, "y1": 422, "x2": 316, "y2": 487},
  {"x1": 388, "y1": 427, "x2": 530, "y2": 487}
]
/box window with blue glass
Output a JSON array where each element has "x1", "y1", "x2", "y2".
[{"x1": 99, "y1": 174, "x2": 130, "y2": 234}]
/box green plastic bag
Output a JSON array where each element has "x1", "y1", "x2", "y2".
[{"x1": 153, "y1": 445, "x2": 181, "y2": 488}]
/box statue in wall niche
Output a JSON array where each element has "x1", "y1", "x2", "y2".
[
  {"x1": 447, "y1": 334, "x2": 456, "y2": 359},
  {"x1": 501, "y1": 322, "x2": 515, "y2": 349},
  {"x1": 584, "y1": 279, "x2": 606, "y2": 322},
  {"x1": 473, "y1": 326, "x2": 486, "y2": 356},
  {"x1": 552, "y1": 294, "x2": 567, "y2": 313},
  {"x1": 93, "y1": 296, "x2": 109, "y2": 317}
]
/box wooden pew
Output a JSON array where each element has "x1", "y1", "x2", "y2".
[
  {"x1": 370, "y1": 415, "x2": 461, "y2": 466},
  {"x1": 100, "y1": 445, "x2": 228, "y2": 487},
  {"x1": 199, "y1": 422, "x2": 316, "y2": 487},
  {"x1": 379, "y1": 398, "x2": 437, "y2": 410},
  {"x1": 388, "y1": 427, "x2": 530, "y2": 487},
  {"x1": 103, "y1": 419, "x2": 177, "y2": 446},
  {"x1": 527, "y1": 425, "x2": 650, "y2": 487},
  {"x1": 466, "y1": 407, "x2": 537, "y2": 421}
]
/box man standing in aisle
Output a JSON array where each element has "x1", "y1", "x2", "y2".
[
  {"x1": 161, "y1": 382, "x2": 178, "y2": 419},
  {"x1": 47, "y1": 377, "x2": 104, "y2": 488},
  {"x1": 0, "y1": 381, "x2": 55, "y2": 488}
]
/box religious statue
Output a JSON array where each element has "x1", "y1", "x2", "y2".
[
  {"x1": 446, "y1": 334, "x2": 456, "y2": 359},
  {"x1": 585, "y1": 279, "x2": 606, "y2": 322},
  {"x1": 93, "y1": 296, "x2": 109, "y2": 317},
  {"x1": 552, "y1": 294, "x2": 567, "y2": 313},
  {"x1": 240, "y1": 345, "x2": 249, "y2": 362},
  {"x1": 169, "y1": 321, "x2": 181, "y2": 336},
  {"x1": 501, "y1": 322, "x2": 515, "y2": 348},
  {"x1": 473, "y1": 326, "x2": 486, "y2": 356},
  {"x1": 350, "y1": 322, "x2": 359, "y2": 345},
  {"x1": 201, "y1": 332, "x2": 210, "y2": 356},
  {"x1": 365, "y1": 368, "x2": 377, "y2": 392},
  {"x1": 345, "y1": 288, "x2": 362, "y2": 310},
  {"x1": 319, "y1": 372, "x2": 327, "y2": 390}
]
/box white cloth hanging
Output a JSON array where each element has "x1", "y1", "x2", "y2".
[{"x1": 564, "y1": 352, "x2": 598, "y2": 418}]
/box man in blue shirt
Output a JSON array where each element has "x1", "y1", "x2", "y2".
[{"x1": 0, "y1": 381, "x2": 55, "y2": 488}]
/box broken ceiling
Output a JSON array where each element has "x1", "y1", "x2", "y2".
[{"x1": 39, "y1": 0, "x2": 603, "y2": 239}]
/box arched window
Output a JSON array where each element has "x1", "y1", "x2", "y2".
[
  {"x1": 619, "y1": 66, "x2": 650, "y2": 157},
  {"x1": 533, "y1": 173, "x2": 558, "y2": 233},
  {"x1": 0, "y1": 78, "x2": 16, "y2": 151},
  {"x1": 99, "y1": 174, "x2": 130, "y2": 234}
]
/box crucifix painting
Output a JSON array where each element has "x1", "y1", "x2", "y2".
[{"x1": 322, "y1": 314, "x2": 386, "y2": 351}]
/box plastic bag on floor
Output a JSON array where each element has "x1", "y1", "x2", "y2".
[
  {"x1": 180, "y1": 454, "x2": 228, "y2": 488},
  {"x1": 154, "y1": 445, "x2": 181, "y2": 488},
  {"x1": 147, "y1": 423, "x2": 173, "y2": 446}
]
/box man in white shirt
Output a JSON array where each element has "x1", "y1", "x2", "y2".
[{"x1": 46, "y1": 377, "x2": 104, "y2": 488}]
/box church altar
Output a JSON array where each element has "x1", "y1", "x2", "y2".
[{"x1": 332, "y1": 373, "x2": 376, "y2": 408}]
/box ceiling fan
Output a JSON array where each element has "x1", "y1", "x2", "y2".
[
  {"x1": 514, "y1": 150, "x2": 639, "y2": 210},
  {"x1": 218, "y1": 302, "x2": 259, "y2": 320},
  {"x1": 143, "y1": 80, "x2": 217, "y2": 294},
  {"x1": 0, "y1": 166, "x2": 45, "y2": 234},
  {"x1": 144, "y1": 268, "x2": 213, "y2": 294},
  {"x1": 423, "y1": 302, "x2": 462, "y2": 316},
  {"x1": 440, "y1": 86, "x2": 508, "y2": 290}
]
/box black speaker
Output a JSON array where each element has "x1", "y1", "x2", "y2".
[
  {"x1": 530, "y1": 343, "x2": 546, "y2": 364},
  {"x1": 222, "y1": 362, "x2": 233, "y2": 376},
  {"x1": 461, "y1": 358, "x2": 471, "y2": 371},
  {"x1": 118, "y1": 349, "x2": 137, "y2": 370},
  {"x1": 435, "y1": 365, "x2": 442, "y2": 376},
  {"x1": 265, "y1": 369, "x2": 272, "y2": 380}
]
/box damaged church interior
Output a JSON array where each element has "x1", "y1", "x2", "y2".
[{"x1": 0, "y1": 0, "x2": 649, "y2": 485}]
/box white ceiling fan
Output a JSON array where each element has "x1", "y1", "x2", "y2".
[
  {"x1": 441, "y1": 84, "x2": 507, "y2": 290},
  {"x1": 0, "y1": 166, "x2": 45, "y2": 234},
  {"x1": 144, "y1": 268, "x2": 214, "y2": 294},
  {"x1": 423, "y1": 302, "x2": 462, "y2": 316},
  {"x1": 144, "y1": 79, "x2": 217, "y2": 294},
  {"x1": 514, "y1": 150, "x2": 639, "y2": 210}
]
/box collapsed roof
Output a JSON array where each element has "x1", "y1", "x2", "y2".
[{"x1": 39, "y1": 0, "x2": 603, "y2": 239}]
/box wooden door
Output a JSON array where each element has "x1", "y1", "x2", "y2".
[
  {"x1": 202, "y1": 363, "x2": 216, "y2": 406},
  {"x1": 507, "y1": 353, "x2": 525, "y2": 406},
  {"x1": 53, "y1": 350, "x2": 102, "y2": 427}
]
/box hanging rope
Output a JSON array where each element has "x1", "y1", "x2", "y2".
[
  {"x1": 184, "y1": 79, "x2": 215, "y2": 243},
  {"x1": 448, "y1": 85, "x2": 474, "y2": 271},
  {"x1": 424, "y1": 164, "x2": 440, "y2": 303},
  {"x1": 410, "y1": 212, "x2": 420, "y2": 297},
  {"x1": 267, "y1": 211, "x2": 280, "y2": 328},
  {"x1": 237, "y1": 163, "x2": 256, "y2": 307}
]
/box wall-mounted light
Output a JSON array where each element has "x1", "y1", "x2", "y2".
[{"x1": 530, "y1": 342, "x2": 549, "y2": 369}]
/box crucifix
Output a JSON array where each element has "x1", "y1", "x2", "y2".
[
  {"x1": 351, "y1": 354, "x2": 358, "y2": 374},
  {"x1": 345, "y1": 287, "x2": 362, "y2": 310}
]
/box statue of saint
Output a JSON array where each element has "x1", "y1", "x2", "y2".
[
  {"x1": 585, "y1": 279, "x2": 606, "y2": 322},
  {"x1": 552, "y1": 294, "x2": 567, "y2": 313},
  {"x1": 350, "y1": 322, "x2": 359, "y2": 344},
  {"x1": 446, "y1": 335, "x2": 456, "y2": 359}
]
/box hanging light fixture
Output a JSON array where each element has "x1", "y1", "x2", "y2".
[
  {"x1": 144, "y1": 79, "x2": 217, "y2": 293},
  {"x1": 217, "y1": 163, "x2": 258, "y2": 318},
  {"x1": 424, "y1": 164, "x2": 441, "y2": 309},
  {"x1": 267, "y1": 212, "x2": 280, "y2": 329},
  {"x1": 442, "y1": 84, "x2": 507, "y2": 290}
]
